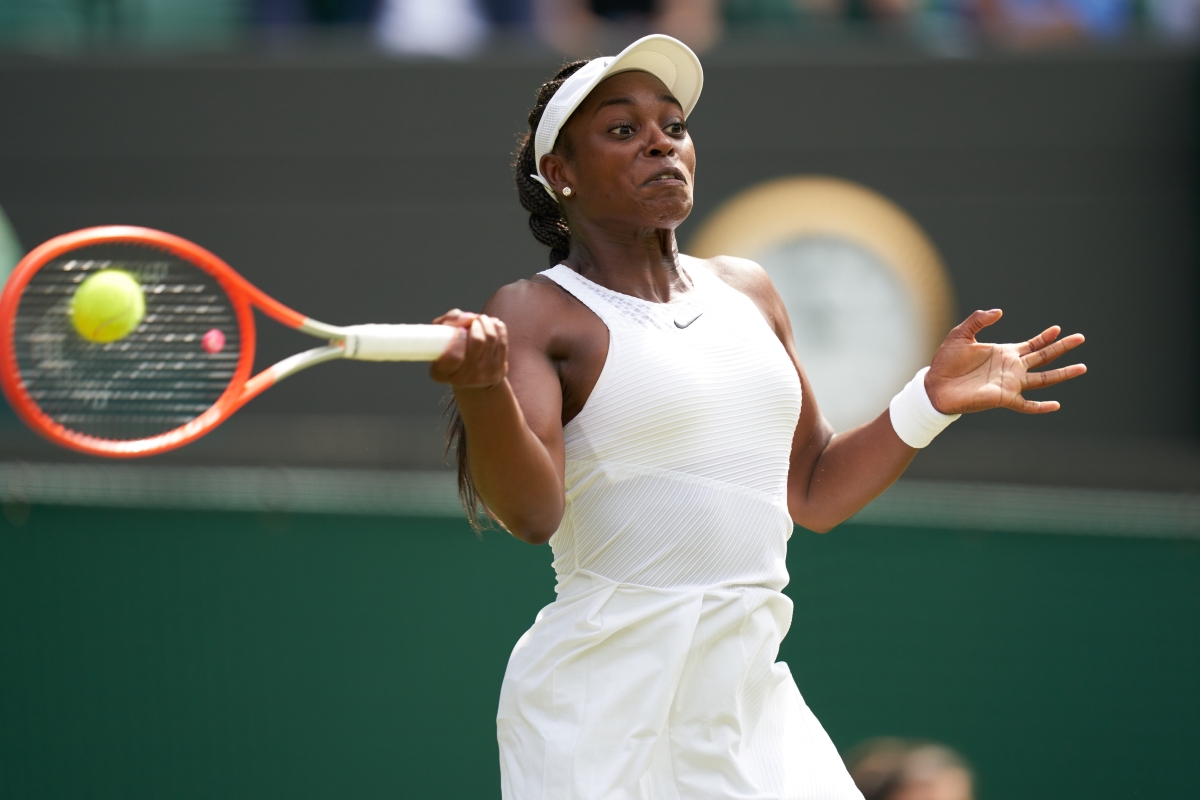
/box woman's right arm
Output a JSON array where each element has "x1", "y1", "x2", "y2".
[{"x1": 429, "y1": 282, "x2": 569, "y2": 544}]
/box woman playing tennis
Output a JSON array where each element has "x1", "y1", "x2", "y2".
[{"x1": 429, "y1": 35, "x2": 1085, "y2": 800}]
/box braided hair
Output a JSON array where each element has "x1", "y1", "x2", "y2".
[
  {"x1": 446, "y1": 59, "x2": 591, "y2": 532},
  {"x1": 515, "y1": 59, "x2": 590, "y2": 266}
]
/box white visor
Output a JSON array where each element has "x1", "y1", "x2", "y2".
[{"x1": 532, "y1": 34, "x2": 704, "y2": 199}]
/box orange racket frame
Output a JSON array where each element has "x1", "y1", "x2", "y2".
[{"x1": 0, "y1": 226, "x2": 455, "y2": 458}]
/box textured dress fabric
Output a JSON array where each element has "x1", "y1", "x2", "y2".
[{"x1": 497, "y1": 260, "x2": 864, "y2": 800}]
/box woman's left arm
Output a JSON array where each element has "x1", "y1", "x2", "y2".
[{"x1": 712, "y1": 257, "x2": 1086, "y2": 533}]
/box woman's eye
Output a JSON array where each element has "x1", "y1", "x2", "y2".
[
  {"x1": 666, "y1": 122, "x2": 685, "y2": 135},
  {"x1": 611, "y1": 124, "x2": 634, "y2": 136}
]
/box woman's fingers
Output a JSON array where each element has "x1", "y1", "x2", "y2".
[
  {"x1": 480, "y1": 315, "x2": 508, "y2": 369},
  {"x1": 1022, "y1": 332, "x2": 1085, "y2": 367},
  {"x1": 431, "y1": 314, "x2": 508, "y2": 389},
  {"x1": 1013, "y1": 397, "x2": 1062, "y2": 414},
  {"x1": 429, "y1": 328, "x2": 468, "y2": 381},
  {"x1": 1016, "y1": 325, "x2": 1061, "y2": 356},
  {"x1": 476, "y1": 315, "x2": 505, "y2": 365},
  {"x1": 429, "y1": 309, "x2": 481, "y2": 382},
  {"x1": 469, "y1": 315, "x2": 488, "y2": 349},
  {"x1": 432, "y1": 308, "x2": 480, "y2": 328},
  {"x1": 1023, "y1": 362, "x2": 1088, "y2": 390},
  {"x1": 1006, "y1": 360, "x2": 1087, "y2": 413},
  {"x1": 474, "y1": 316, "x2": 498, "y2": 371},
  {"x1": 477, "y1": 314, "x2": 499, "y2": 345},
  {"x1": 951, "y1": 308, "x2": 1003, "y2": 340}
]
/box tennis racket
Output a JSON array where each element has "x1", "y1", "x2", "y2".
[{"x1": 0, "y1": 226, "x2": 457, "y2": 458}]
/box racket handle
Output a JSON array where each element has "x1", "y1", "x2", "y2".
[{"x1": 340, "y1": 324, "x2": 457, "y2": 362}]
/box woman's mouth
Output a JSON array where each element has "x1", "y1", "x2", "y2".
[{"x1": 644, "y1": 168, "x2": 687, "y2": 186}]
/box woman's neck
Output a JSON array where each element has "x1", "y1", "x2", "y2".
[{"x1": 564, "y1": 227, "x2": 690, "y2": 303}]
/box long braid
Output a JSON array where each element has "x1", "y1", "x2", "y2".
[
  {"x1": 447, "y1": 59, "x2": 591, "y2": 532},
  {"x1": 516, "y1": 60, "x2": 590, "y2": 266}
]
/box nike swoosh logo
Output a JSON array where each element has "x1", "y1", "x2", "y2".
[{"x1": 674, "y1": 310, "x2": 703, "y2": 329}]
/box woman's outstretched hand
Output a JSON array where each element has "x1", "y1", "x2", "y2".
[
  {"x1": 429, "y1": 309, "x2": 509, "y2": 391},
  {"x1": 925, "y1": 309, "x2": 1086, "y2": 415}
]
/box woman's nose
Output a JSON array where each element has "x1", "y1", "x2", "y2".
[{"x1": 644, "y1": 127, "x2": 676, "y2": 158}]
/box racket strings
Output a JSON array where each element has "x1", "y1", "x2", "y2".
[{"x1": 13, "y1": 247, "x2": 242, "y2": 441}]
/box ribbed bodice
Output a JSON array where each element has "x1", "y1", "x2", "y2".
[{"x1": 541, "y1": 259, "x2": 802, "y2": 592}]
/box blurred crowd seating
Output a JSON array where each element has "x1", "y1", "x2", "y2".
[{"x1": 1, "y1": 0, "x2": 1197, "y2": 57}]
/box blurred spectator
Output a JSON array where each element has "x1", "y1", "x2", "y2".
[
  {"x1": 973, "y1": 0, "x2": 1084, "y2": 46},
  {"x1": 376, "y1": 0, "x2": 488, "y2": 56},
  {"x1": 252, "y1": 0, "x2": 529, "y2": 55},
  {"x1": 846, "y1": 738, "x2": 974, "y2": 800},
  {"x1": 723, "y1": 0, "x2": 947, "y2": 37},
  {"x1": 534, "y1": 0, "x2": 722, "y2": 55},
  {"x1": 0, "y1": 0, "x2": 241, "y2": 48},
  {"x1": 1068, "y1": 0, "x2": 1135, "y2": 37},
  {"x1": 846, "y1": 0, "x2": 921, "y2": 26},
  {"x1": 973, "y1": 0, "x2": 1134, "y2": 46},
  {"x1": 724, "y1": 0, "x2": 844, "y2": 31},
  {"x1": 1147, "y1": 0, "x2": 1200, "y2": 38},
  {"x1": 3, "y1": 0, "x2": 1195, "y2": 56},
  {"x1": 251, "y1": 0, "x2": 378, "y2": 26},
  {"x1": 480, "y1": 0, "x2": 535, "y2": 28}
]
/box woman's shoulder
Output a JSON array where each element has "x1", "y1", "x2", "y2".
[
  {"x1": 684, "y1": 254, "x2": 788, "y2": 336},
  {"x1": 482, "y1": 272, "x2": 606, "y2": 343},
  {"x1": 483, "y1": 273, "x2": 574, "y2": 316},
  {"x1": 684, "y1": 254, "x2": 776, "y2": 304}
]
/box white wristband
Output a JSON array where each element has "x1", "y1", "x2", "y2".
[{"x1": 888, "y1": 367, "x2": 960, "y2": 449}]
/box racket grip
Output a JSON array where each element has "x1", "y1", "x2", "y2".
[{"x1": 340, "y1": 324, "x2": 457, "y2": 362}]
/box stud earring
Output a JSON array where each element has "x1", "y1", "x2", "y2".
[{"x1": 562, "y1": 187, "x2": 573, "y2": 197}]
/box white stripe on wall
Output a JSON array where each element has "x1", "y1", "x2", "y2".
[
  {"x1": 852, "y1": 479, "x2": 1200, "y2": 540},
  {"x1": 0, "y1": 463, "x2": 463, "y2": 519},
  {"x1": 0, "y1": 462, "x2": 1197, "y2": 540}
]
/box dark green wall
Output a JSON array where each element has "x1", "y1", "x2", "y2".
[{"x1": 1, "y1": 507, "x2": 1196, "y2": 798}]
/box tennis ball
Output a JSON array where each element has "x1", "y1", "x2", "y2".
[{"x1": 70, "y1": 269, "x2": 145, "y2": 343}]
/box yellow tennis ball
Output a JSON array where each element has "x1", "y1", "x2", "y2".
[{"x1": 70, "y1": 269, "x2": 145, "y2": 343}]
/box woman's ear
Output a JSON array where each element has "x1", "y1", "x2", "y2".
[{"x1": 539, "y1": 153, "x2": 575, "y2": 198}]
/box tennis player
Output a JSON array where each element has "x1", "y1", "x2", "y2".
[{"x1": 429, "y1": 35, "x2": 1085, "y2": 800}]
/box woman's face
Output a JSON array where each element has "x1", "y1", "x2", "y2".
[{"x1": 539, "y1": 70, "x2": 696, "y2": 234}]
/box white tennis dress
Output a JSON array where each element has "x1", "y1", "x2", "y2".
[{"x1": 497, "y1": 260, "x2": 864, "y2": 800}]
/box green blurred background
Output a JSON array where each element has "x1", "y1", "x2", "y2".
[{"x1": 1, "y1": 507, "x2": 1196, "y2": 799}]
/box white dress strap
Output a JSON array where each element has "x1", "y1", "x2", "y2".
[
  {"x1": 540, "y1": 264, "x2": 633, "y2": 331},
  {"x1": 539, "y1": 263, "x2": 707, "y2": 333}
]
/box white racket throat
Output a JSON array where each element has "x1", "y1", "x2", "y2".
[{"x1": 264, "y1": 320, "x2": 456, "y2": 385}]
